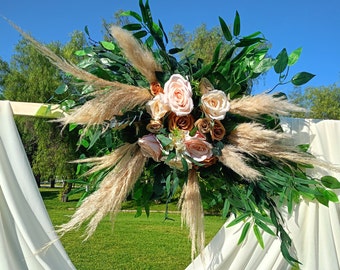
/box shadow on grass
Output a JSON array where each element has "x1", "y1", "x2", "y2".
[{"x1": 40, "y1": 190, "x2": 59, "y2": 200}]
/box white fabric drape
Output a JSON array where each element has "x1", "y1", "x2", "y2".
[
  {"x1": 187, "y1": 117, "x2": 340, "y2": 270},
  {"x1": 0, "y1": 101, "x2": 75, "y2": 270}
]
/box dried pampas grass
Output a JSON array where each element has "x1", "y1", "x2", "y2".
[
  {"x1": 59, "y1": 86, "x2": 152, "y2": 127},
  {"x1": 6, "y1": 18, "x2": 121, "y2": 89},
  {"x1": 229, "y1": 93, "x2": 305, "y2": 119},
  {"x1": 111, "y1": 25, "x2": 162, "y2": 84},
  {"x1": 218, "y1": 145, "x2": 262, "y2": 181},
  {"x1": 178, "y1": 169, "x2": 205, "y2": 260},
  {"x1": 228, "y1": 122, "x2": 340, "y2": 173},
  {"x1": 57, "y1": 143, "x2": 147, "y2": 239}
]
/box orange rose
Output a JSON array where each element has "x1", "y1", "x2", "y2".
[
  {"x1": 201, "y1": 156, "x2": 218, "y2": 167},
  {"x1": 146, "y1": 119, "x2": 163, "y2": 133},
  {"x1": 210, "y1": 120, "x2": 226, "y2": 141},
  {"x1": 150, "y1": 81, "x2": 164, "y2": 95},
  {"x1": 194, "y1": 118, "x2": 212, "y2": 134},
  {"x1": 168, "y1": 112, "x2": 194, "y2": 131}
]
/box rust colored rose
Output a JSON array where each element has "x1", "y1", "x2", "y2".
[
  {"x1": 150, "y1": 81, "x2": 164, "y2": 95},
  {"x1": 168, "y1": 112, "x2": 194, "y2": 131},
  {"x1": 210, "y1": 120, "x2": 226, "y2": 141},
  {"x1": 194, "y1": 118, "x2": 212, "y2": 134},
  {"x1": 146, "y1": 119, "x2": 163, "y2": 133},
  {"x1": 201, "y1": 155, "x2": 218, "y2": 167}
]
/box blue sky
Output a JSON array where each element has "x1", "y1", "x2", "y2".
[{"x1": 1, "y1": 0, "x2": 340, "y2": 94}]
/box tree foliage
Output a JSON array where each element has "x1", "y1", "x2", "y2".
[
  {"x1": 289, "y1": 85, "x2": 340, "y2": 119},
  {"x1": 0, "y1": 31, "x2": 86, "y2": 187}
]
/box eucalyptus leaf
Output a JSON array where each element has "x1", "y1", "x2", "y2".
[{"x1": 55, "y1": 83, "x2": 68, "y2": 94}]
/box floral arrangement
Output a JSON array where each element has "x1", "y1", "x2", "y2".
[{"x1": 11, "y1": 0, "x2": 340, "y2": 265}]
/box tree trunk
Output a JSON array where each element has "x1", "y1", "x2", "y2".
[
  {"x1": 35, "y1": 174, "x2": 41, "y2": 188},
  {"x1": 61, "y1": 181, "x2": 72, "y2": 202},
  {"x1": 50, "y1": 178, "x2": 55, "y2": 188}
]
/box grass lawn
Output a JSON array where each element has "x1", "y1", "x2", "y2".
[{"x1": 41, "y1": 188, "x2": 226, "y2": 270}]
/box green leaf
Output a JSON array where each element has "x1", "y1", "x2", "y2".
[
  {"x1": 100, "y1": 41, "x2": 115, "y2": 51},
  {"x1": 222, "y1": 199, "x2": 230, "y2": 219},
  {"x1": 235, "y1": 37, "x2": 263, "y2": 47},
  {"x1": 324, "y1": 190, "x2": 339, "y2": 202},
  {"x1": 233, "y1": 11, "x2": 241, "y2": 36},
  {"x1": 281, "y1": 242, "x2": 300, "y2": 265},
  {"x1": 133, "y1": 30, "x2": 148, "y2": 39},
  {"x1": 168, "y1": 48, "x2": 183, "y2": 55},
  {"x1": 253, "y1": 58, "x2": 276, "y2": 73},
  {"x1": 84, "y1": 25, "x2": 90, "y2": 36},
  {"x1": 321, "y1": 175, "x2": 340, "y2": 189},
  {"x1": 288, "y1": 47, "x2": 302, "y2": 66},
  {"x1": 55, "y1": 83, "x2": 68, "y2": 94},
  {"x1": 274, "y1": 48, "x2": 288, "y2": 74},
  {"x1": 156, "y1": 134, "x2": 172, "y2": 147},
  {"x1": 291, "y1": 72, "x2": 315, "y2": 86},
  {"x1": 122, "y1": 23, "x2": 142, "y2": 31},
  {"x1": 227, "y1": 212, "x2": 250, "y2": 227},
  {"x1": 253, "y1": 224, "x2": 264, "y2": 248},
  {"x1": 69, "y1": 123, "x2": 78, "y2": 131},
  {"x1": 80, "y1": 139, "x2": 89, "y2": 148},
  {"x1": 237, "y1": 221, "x2": 251, "y2": 245},
  {"x1": 255, "y1": 219, "x2": 276, "y2": 236},
  {"x1": 74, "y1": 49, "x2": 86, "y2": 56},
  {"x1": 120, "y1": 10, "x2": 143, "y2": 22},
  {"x1": 219, "y1": 17, "x2": 232, "y2": 41}
]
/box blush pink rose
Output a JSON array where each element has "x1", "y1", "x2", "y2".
[
  {"x1": 184, "y1": 138, "x2": 213, "y2": 162},
  {"x1": 137, "y1": 134, "x2": 163, "y2": 162},
  {"x1": 163, "y1": 74, "x2": 193, "y2": 116},
  {"x1": 201, "y1": 90, "x2": 230, "y2": 120}
]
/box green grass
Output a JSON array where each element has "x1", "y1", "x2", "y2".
[{"x1": 41, "y1": 188, "x2": 226, "y2": 270}]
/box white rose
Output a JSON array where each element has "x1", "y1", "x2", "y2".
[
  {"x1": 146, "y1": 94, "x2": 170, "y2": 120},
  {"x1": 163, "y1": 74, "x2": 193, "y2": 116},
  {"x1": 201, "y1": 90, "x2": 230, "y2": 120}
]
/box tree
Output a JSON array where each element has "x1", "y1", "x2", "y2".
[
  {"x1": 289, "y1": 85, "x2": 340, "y2": 119},
  {"x1": 169, "y1": 24, "x2": 227, "y2": 63},
  {"x1": 0, "y1": 31, "x2": 86, "y2": 198}
]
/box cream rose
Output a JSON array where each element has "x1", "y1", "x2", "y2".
[
  {"x1": 163, "y1": 74, "x2": 193, "y2": 116},
  {"x1": 166, "y1": 155, "x2": 192, "y2": 171},
  {"x1": 138, "y1": 134, "x2": 163, "y2": 162},
  {"x1": 146, "y1": 93, "x2": 170, "y2": 120},
  {"x1": 184, "y1": 137, "x2": 213, "y2": 162},
  {"x1": 201, "y1": 90, "x2": 230, "y2": 120}
]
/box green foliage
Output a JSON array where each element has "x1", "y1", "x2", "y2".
[{"x1": 289, "y1": 85, "x2": 340, "y2": 119}]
